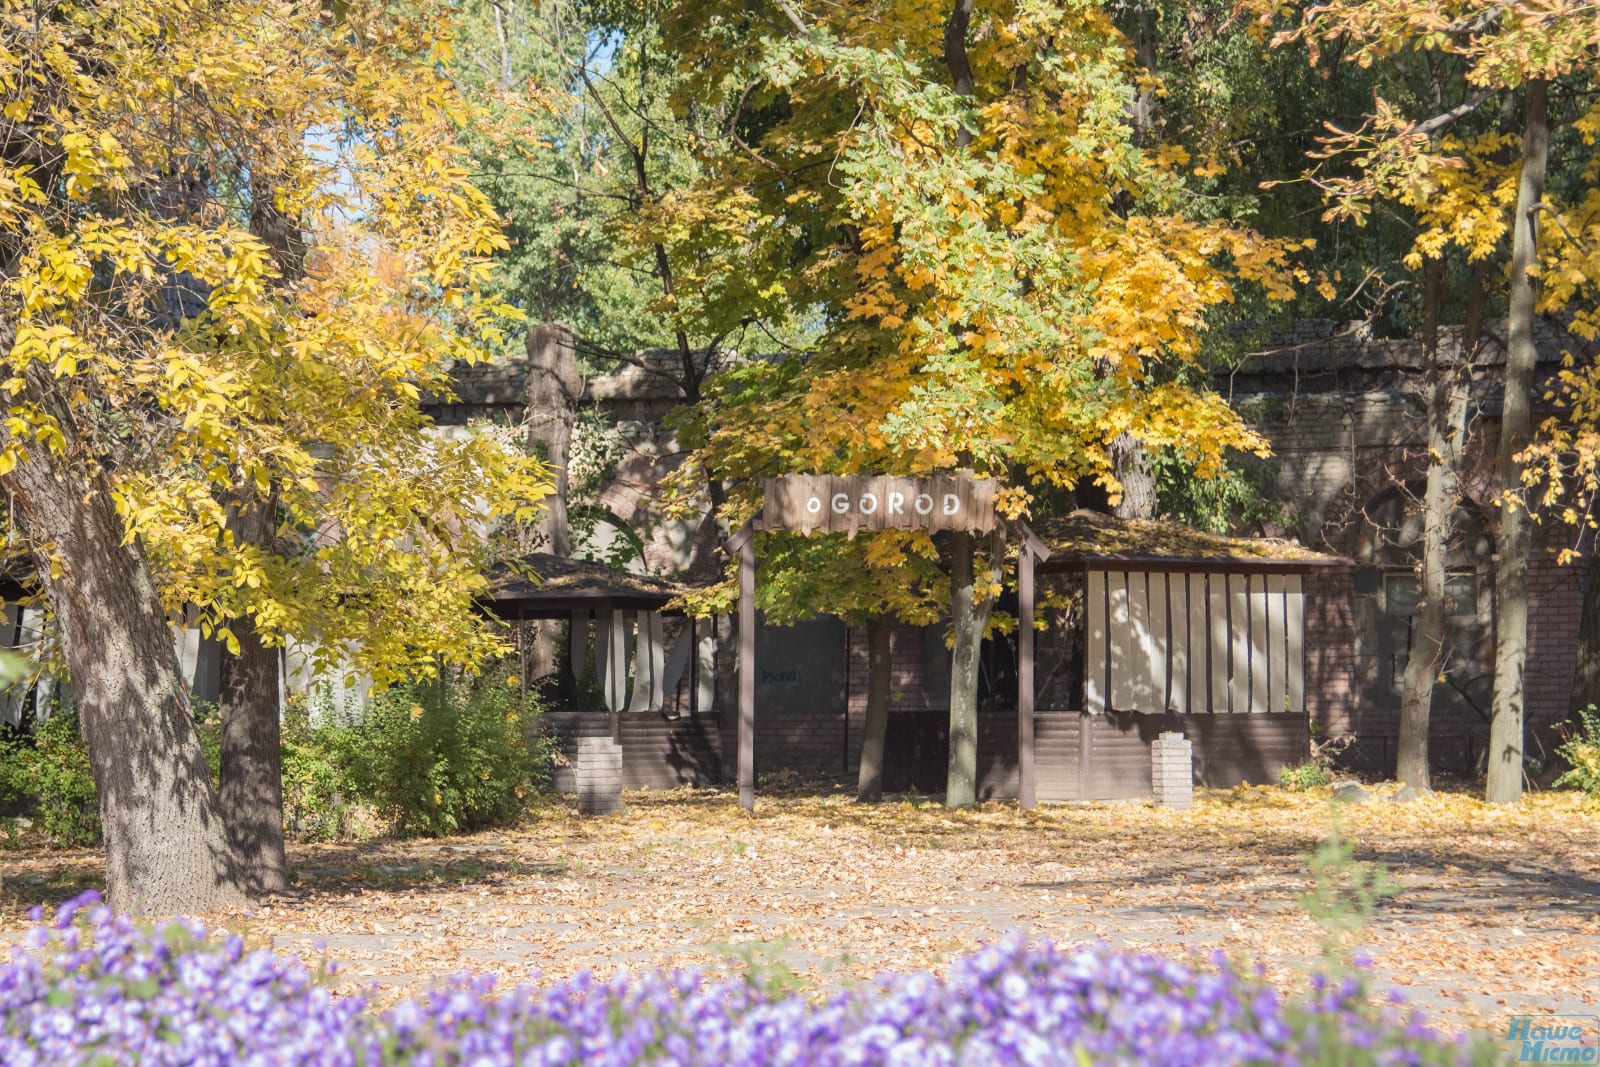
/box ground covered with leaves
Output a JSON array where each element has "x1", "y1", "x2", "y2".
[{"x1": 3, "y1": 785, "x2": 1596, "y2": 1036}]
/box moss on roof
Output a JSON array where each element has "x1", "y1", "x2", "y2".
[
  {"x1": 484, "y1": 553, "x2": 690, "y2": 613},
  {"x1": 1033, "y1": 511, "x2": 1344, "y2": 567}
]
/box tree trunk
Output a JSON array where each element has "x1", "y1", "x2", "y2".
[
  {"x1": 525, "y1": 322, "x2": 583, "y2": 557},
  {"x1": 947, "y1": 530, "x2": 996, "y2": 808},
  {"x1": 1487, "y1": 78, "x2": 1549, "y2": 805},
  {"x1": 0, "y1": 366, "x2": 247, "y2": 913},
  {"x1": 856, "y1": 615, "x2": 893, "y2": 803},
  {"x1": 1110, "y1": 432, "x2": 1156, "y2": 520},
  {"x1": 938, "y1": 0, "x2": 991, "y2": 809},
  {"x1": 209, "y1": 184, "x2": 303, "y2": 894},
  {"x1": 217, "y1": 492, "x2": 287, "y2": 895},
  {"x1": 525, "y1": 323, "x2": 582, "y2": 683},
  {"x1": 1396, "y1": 258, "x2": 1465, "y2": 790}
]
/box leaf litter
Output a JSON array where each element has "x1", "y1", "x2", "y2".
[{"x1": 2, "y1": 784, "x2": 1596, "y2": 1035}]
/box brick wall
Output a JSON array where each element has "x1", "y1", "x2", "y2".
[
  {"x1": 1304, "y1": 565, "x2": 1359, "y2": 742},
  {"x1": 1526, "y1": 552, "x2": 1585, "y2": 752}
]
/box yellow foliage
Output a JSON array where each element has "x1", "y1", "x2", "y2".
[{"x1": 0, "y1": 0, "x2": 551, "y2": 683}]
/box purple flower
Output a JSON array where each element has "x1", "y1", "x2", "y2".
[{"x1": 0, "y1": 893, "x2": 1494, "y2": 1067}]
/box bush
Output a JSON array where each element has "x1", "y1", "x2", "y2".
[
  {"x1": 1278, "y1": 759, "x2": 1332, "y2": 791},
  {"x1": 1554, "y1": 706, "x2": 1600, "y2": 800},
  {"x1": 351, "y1": 666, "x2": 548, "y2": 836},
  {"x1": 280, "y1": 700, "x2": 368, "y2": 842},
  {"x1": 0, "y1": 892, "x2": 1501, "y2": 1067},
  {"x1": 1278, "y1": 727, "x2": 1352, "y2": 793},
  {"x1": 0, "y1": 713, "x2": 100, "y2": 847}
]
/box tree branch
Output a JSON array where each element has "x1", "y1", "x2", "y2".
[{"x1": 1411, "y1": 88, "x2": 1494, "y2": 138}]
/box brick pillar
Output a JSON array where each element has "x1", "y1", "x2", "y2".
[
  {"x1": 576, "y1": 736, "x2": 624, "y2": 815},
  {"x1": 1151, "y1": 731, "x2": 1194, "y2": 810}
]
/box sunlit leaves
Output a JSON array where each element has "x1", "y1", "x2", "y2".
[{"x1": 1, "y1": 0, "x2": 552, "y2": 685}]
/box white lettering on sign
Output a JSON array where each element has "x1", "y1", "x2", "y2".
[{"x1": 761, "y1": 474, "x2": 997, "y2": 534}]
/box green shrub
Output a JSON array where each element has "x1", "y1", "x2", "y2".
[
  {"x1": 1554, "y1": 706, "x2": 1600, "y2": 800},
  {"x1": 1279, "y1": 725, "x2": 1352, "y2": 792},
  {"x1": 351, "y1": 665, "x2": 549, "y2": 836},
  {"x1": 1279, "y1": 759, "x2": 1332, "y2": 791},
  {"x1": 0, "y1": 713, "x2": 101, "y2": 847},
  {"x1": 280, "y1": 699, "x2": 368, "y2": 841}
]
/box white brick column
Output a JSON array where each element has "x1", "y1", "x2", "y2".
[
  {"x1": 1151, "y1": 731, "x2": 1193, "y2": 810},
  {"x1": 576, "y1": 736, "x2": 624, "y2": 815}
]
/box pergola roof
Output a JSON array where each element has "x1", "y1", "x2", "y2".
[
  {"x1": 481, "y1": 554, "x2": 692, "y2": 617},
  {"x1": 1033, "y1": 511, "x2": 1345, "y2": 573}
]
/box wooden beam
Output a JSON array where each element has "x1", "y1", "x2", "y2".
[
  {"x1": 1018, "y1": 540, "x2": 1037, "y2": 810},
  {"x1": 737, "y1": 524, "x2": 756, "y2": 811}
]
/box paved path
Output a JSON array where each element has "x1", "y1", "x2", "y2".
[{"x1": 240, "y1": 787, "x2": 1600, "y2": 1035}]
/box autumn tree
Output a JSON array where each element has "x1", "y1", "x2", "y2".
[
  {"x1": 661, "y1": 0, "x2": 1301, "y2": 806},
  {"x1": 1268, "y1": 0, "x2": 1600, "y2": 802},
  {"x1": 1, "y1": 0, "x2": 547, "y2": 910}
]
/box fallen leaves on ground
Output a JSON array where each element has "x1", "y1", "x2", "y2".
[{"x1": 3, "y1": 783, "x2": 1596, "y2": 1035}]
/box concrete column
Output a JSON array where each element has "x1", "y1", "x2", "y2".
[
  {"x1": 1151, "y1": 731, "x2": 1194, "y2": 810},
  {"x1": 576, "y1": 736, "x2": 624, "y2": 815}
]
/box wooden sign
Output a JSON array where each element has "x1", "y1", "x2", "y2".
[{"x1": 760, "y1": 474, "x2": 997, "y2": 535}]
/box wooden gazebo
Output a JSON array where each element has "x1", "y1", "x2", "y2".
[
  {"x1": 1013, "y1": 512, "x2": 1346, "y2": 804},
  {"x1": 481, "y1": 554, "x2": 721, "y2": 789}
]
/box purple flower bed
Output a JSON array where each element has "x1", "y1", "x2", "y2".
[{"x1": 1, "y1": 892, "x2": 1499, "y2": 1066}]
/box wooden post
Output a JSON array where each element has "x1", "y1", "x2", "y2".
[
  {"x1": 1016, "y1": 524, "x2": 1049, "y2": 811},
  {"x1": 731, "y1": 524, "x2": 756, "y2": 811},
  {"x1": 1018, "y1": 544, "x2": 1036, "y2": 810}
]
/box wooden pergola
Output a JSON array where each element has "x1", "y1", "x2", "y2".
[
  {"x1": 733, "y1": 495, "x2": 1344, "y2": 811},
  {"x1": 482, "y1": 554, "x2": 707, "y2": 741}
]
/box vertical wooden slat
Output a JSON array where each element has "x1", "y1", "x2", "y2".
[
  {"x1": 1086, "y1": 570, "x2": 1108, "y2": 714},
  {"x1": 1018, "y1": 546, "x2": 1036, "y2": 810},
  {"x1": 697, "y1": 626, "x2": 717, "y2": 714},
  {"x1": 1209, "y1": 574, "x2": 1230, "y2": 713},
  {"x1": 1228, "y1": 575, "x2": 1251, "y2": 715},
  {"x1": 569, "y1": 610, "x2": 589, "y2": 684},
  {"x1": 1249, "y1": 576, "x2": 1271, "y2": 714},
  {"x1": 688, "y1": 616, "x2": 698, "y2": 715},
  {"x1": 1112, "y1": 571, "x2": 1139, "y2": 712},
  {"x1": 1266, "y1": 575, "x2": 1288, "y2": 714},
  {"x1": 1169, "y1": 572, "x2": 1188, "y2": 716},
  {"x1": 629, "y1": 610, "x2": 653, "y2": 712},
  {"x1": 608, "y1": 609, "x2": 629, "y2": 738},
  {"x1": 1286, "y1": 573, "x2": 1306, "y2": 714},
  {"x1": 1146, "y1": 571, "x2": 1168, "y2": 713},
  {"x1": 595, "y1": 611, "x2": 609, "y2": 710},
  {"x1": 1187, "y1": 573, "x2": 1207, "y2": 714}
]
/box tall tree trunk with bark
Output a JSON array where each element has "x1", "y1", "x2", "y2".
[
  {"x1": 939, "y1": 0, "x2": 993, "y2": 810},
  {"x1": 1, "y1": 365, "x2": 247, "y2": 913},
  {"x1": 1487, "y1": 78, "x2": 1549, "y2": 805},
  {"x1": 1397, "y1": 258, "x2": 1467, "y2": 789},
  {"x1": 856, "y1": 615, "x2": 893, "y2": 803},
  {"x1": 525, "y1": 323, "x2": 583, "y2": 557},
  {"x1": 217, "y1": 491, "x2": 287, "y2": 895},
  {"x1": 1110, "y1": 433, "x2": 1156, "y2": 520},
  {"x1": 524, "y1": 323, "x2": 583, "y2": 683},
  {"x1": 212, "y1": 187, "x2": 306, "y2": 895},
  {"x1": 947, "y1": 530, "x2": 997, "y2": 808}
]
